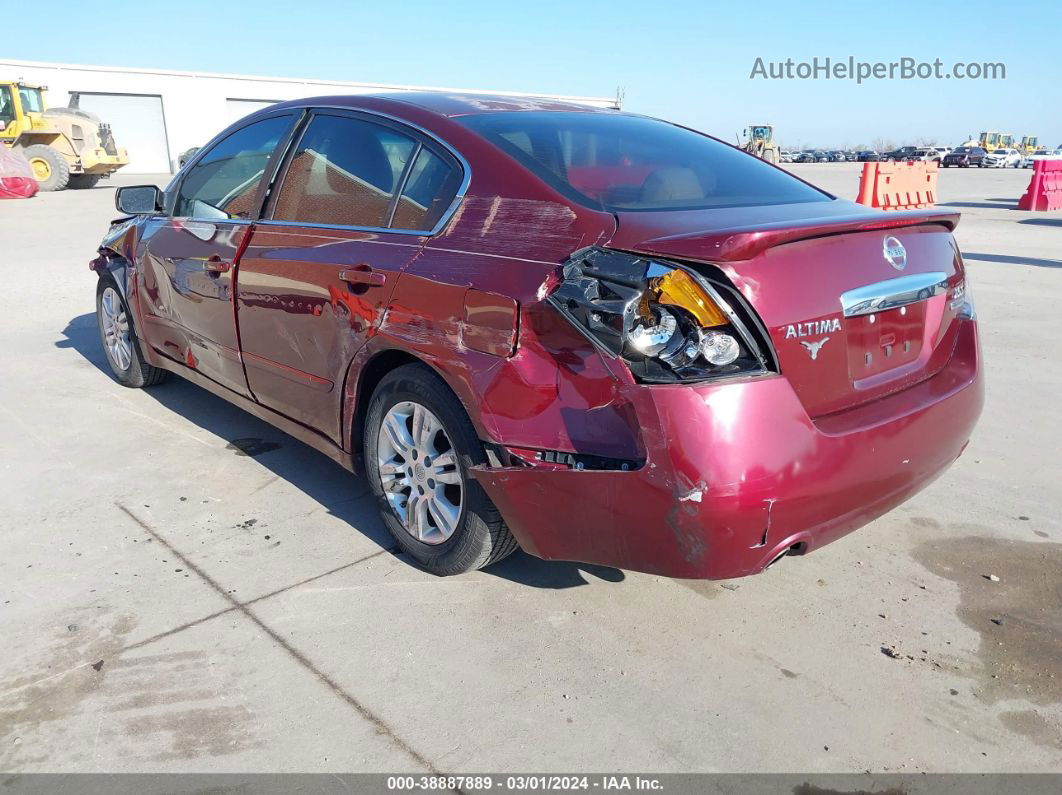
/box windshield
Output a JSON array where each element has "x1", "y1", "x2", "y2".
[
  {"x1": 458, "y1": 112, "x2": 829, "y2": 212},
  {"x1": 952, "y1": 148, "x2": 969, "y2": 153},
  {"x1": 17, "y1": 86, "x2": 44, "y2": 113},
  {"x1": 993, "y1": 149, "x2": 1007, "y2": 154}
]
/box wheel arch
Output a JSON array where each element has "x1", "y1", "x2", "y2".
[
  {"x1": 342, "y1": 344, "x2": 492, "y2": 473},
  {"x1": 89, "y1": 251, "x2": 134, "y2": 301}
]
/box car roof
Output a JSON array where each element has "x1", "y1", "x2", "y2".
[{"x1": 268, "y1": 91, "x2": 618, "y2": 119}]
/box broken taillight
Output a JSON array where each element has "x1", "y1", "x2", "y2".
[{"x1": 548, "y1": 247, "x2": 775, "y2": 384}]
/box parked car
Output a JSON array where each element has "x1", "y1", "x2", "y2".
[
  {"x1": 908, "y1": 148, "x2": 942, "y2": 163},
  {"x1": 177, "y1": 146, "x2": 200, "y2": 169},
  {"x1": 779, "y1": 150, "x2": 795, "y2": 163},
  {"x1": 982, "y1": 148, "x2": 1022, "y2": 168},
  {"x1": 1021, "y1": 149, "x2": 1061, "y2": 167},
  {"x1": 827, "y1": 151, "x2": 846, "y2": 162},
  {"x1": 883, "y1": 146, "x2": 920, "y2": 162},
  {"x1": 933, "y1": 147, "x2": 951, "y2": 158},
  {"x1": 844, "y1": 151, "x2": 858, "y2": 162},
  {"x1": 812, "y1": 150, "x2": 830, "y2": 162},
  {"x1": 90, "y1": 93, "x2": 982, "y2": 580},
  {"x1": 857, "y1": 150, "x2": 880, "y2": 162},
  {"x1": 941, "y1": 146, "x2": 988, "y2": 168}
]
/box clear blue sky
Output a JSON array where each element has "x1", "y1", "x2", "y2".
[{"x1": 6, "y1": 0, "x2": 1060, "y2": 148}]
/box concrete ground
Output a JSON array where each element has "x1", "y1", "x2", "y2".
[{"x1": 1, "y1": 164, "x2": 1059, "y2": 773}]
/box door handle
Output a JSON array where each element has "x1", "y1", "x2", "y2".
[
  {"x1": 204, "y1": 256, "x2": 231, "y2": 274},
  {"x1": 339, "y1": 266, "x2": 386, "y2": 287}
]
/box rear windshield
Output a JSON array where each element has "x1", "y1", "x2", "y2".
[{"x1": 458, "y1": 111, "x2": 829, "y2": 212}]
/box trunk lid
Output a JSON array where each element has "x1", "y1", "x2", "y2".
[{"x1": 607, "y1": 200, "x2": 967, "y2": 417}]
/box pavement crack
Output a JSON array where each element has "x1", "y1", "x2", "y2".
[{"x1": 114, "y1": 501, "x2": 436, "y2": 774}]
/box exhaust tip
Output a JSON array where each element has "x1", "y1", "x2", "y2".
[{"x1": 764, "y1": 542, "x2": 808, "y2": 570}]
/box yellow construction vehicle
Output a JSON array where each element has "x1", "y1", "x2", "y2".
[
  {"x1": 740, "y1": 124, "x2": 779, "y2": 164},
  {"x1": 1019, "y1": 136, "x2": 1039, "y2": 154},
  {"x1": 0, "y1": 81, "x2": 128, "y2": 190},
  {"x1": 977, "y1": 131, "x2": 1010, "y2": 151}
]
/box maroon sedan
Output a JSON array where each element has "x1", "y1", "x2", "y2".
[{"x1": 92, "y1": 93, "x2": 982, "y2": 579}]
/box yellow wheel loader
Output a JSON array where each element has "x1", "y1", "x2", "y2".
[
  {"x1": 740, "y1": 125, "x2": 779, "y2": 165},
  {"x1": 0, "y1": 81, "x2": 128, "y2": 191}
]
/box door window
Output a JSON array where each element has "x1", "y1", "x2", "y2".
[
  {"x1": 174, "y1": 114, "x2": 292, "y2": 219},
  {"x1": 272, "y1": 114, "x2": 418, "y2": 229}
]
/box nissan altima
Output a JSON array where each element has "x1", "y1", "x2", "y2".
[{"x1": 91, "y1": 93, "x2": 983, "y2": 579}]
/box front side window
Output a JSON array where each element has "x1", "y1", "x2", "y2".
[
  {"x1": 0, "y1": 86, "x2": 15, "y2": 125},
  {"x1": 175, "y1": 114, "x2": 292, "y2": 219},
  {"x1": 272, "y1": 114, "x2": 417, "y2": 229},
  {"x1": 459, "y1": 111, "x2": 829, "y2": 212}
]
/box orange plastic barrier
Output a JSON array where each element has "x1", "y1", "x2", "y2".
[
  {"x1": 855, "y1": 161, "x2": 938, "y2": 210},
  {"x1": 1017, "y1": 159, "x2": 1062, "y2": 211}
]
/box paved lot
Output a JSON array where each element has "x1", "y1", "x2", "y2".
[{"x1": 1, "y1": 164, "x2": 1060, "y2": 773}]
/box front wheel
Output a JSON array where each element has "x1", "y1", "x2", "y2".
[
  {"x1": 22, "y1": 144, "x2": 70, "y2": 191},
  {"x1": 96, "y1": 278, "x2": 168, "y2": 388},
  {"x1": 364, "y1": 363, "x2": 518, "y2": 575}
]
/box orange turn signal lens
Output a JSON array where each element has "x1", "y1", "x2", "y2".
[{"x1": 652, "y1": 269, "x2": 728, "y2": 328}]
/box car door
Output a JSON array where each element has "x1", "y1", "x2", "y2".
[
  {"x1": 235, "y1": 110, "x2": 464, "y2": 443},
  {"x1": 135, "y1": 112, "x2": 297, "y2": 397}
]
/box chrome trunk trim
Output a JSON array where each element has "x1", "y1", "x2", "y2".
[{"x1": 840, "y1": 271, "x2": 949, "y2": 318}]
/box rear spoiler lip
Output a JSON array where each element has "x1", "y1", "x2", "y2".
[{"x1": 622, "y1": 208, "x2": 961, "y2": 263}]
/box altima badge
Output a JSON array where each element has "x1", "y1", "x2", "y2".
[
  {"x1": 883, "y1": 236, "x2": 907, "y2": 271},
  {"x1": 801, "y1": 337, "x2": 830, "y2": 360}
]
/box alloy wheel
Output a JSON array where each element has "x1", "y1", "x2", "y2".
[
  {"x1": 376, "y1": 400, "x2": 463, "y2": 545},
  {"x1": 100, "y1": 286, "x2": 133, "y2": 372}
]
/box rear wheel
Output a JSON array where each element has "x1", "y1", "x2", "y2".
[
  {"x1": 68, "y1": 174, "x2": 102, "y2": 189},
  {"x1": 364, "y1": 363, "x2": 518, "y2": 575},
  {"x1": 22, "y1": 144, "x2": 70, "y2": 191},
  {"x1": 96, "y1": 277, "x2": 168, "y2": 388}
]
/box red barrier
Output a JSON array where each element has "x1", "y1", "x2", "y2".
[
  {"x1": 1017, "y1": 159, "x2": 1062, "y2": 211},
  {"x1": 856, "y1": 161, "x2": 937, "y2": 210}
]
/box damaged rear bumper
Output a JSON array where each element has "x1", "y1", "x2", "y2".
[{"x1": 472, "y1": 319, "x2": 983, "y2": 580}]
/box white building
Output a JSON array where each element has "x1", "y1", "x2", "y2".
[{"x1": 0, "y1": 58, "x2": 618, "y2": 174}]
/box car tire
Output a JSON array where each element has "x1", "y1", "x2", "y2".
[
  {"x1": 68, "y1": 174, "x2": 102, "y2": 189},
  {"x1": 22, "y1": 144, "x2": 70, "y2": 191},
  {"x1": 364, "y1": 363, "x2": 519, "y2": 575},
  {"x1": 95, "y1": 277, "x2": 169, "y2": 388}
]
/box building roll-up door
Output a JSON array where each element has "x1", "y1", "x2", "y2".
[{"x1": 70, "y1": 92, "x2": 171, "y2": 174}]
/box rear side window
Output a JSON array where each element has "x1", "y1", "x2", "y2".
[
  {"x1": 175, "y1": 115, "x2": 292, "y2": 219},
  {"x1": 391, "y1": 147, "x2": 462, "y2": 231},
  {"x1": 272, "y1": 114, "x2": 417, "y2": 229},
  {"x1": 459, "y1": 111, "x2": 829, "y2": 211}
]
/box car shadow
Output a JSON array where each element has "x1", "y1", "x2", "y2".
[
  {"x1": 1018, "y1": 218, "x2": 1062, "y2": 227},
  {"x1": 961, "y1": 252, "x2": 1061, "y2": 269},
  {"x1": 56, "y1": 312, "x2": 626, "y2": 590}
]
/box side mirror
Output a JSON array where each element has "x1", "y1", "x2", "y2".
[{"x1": 115, "y1": 185, "x2": 162, "y2": 215}]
